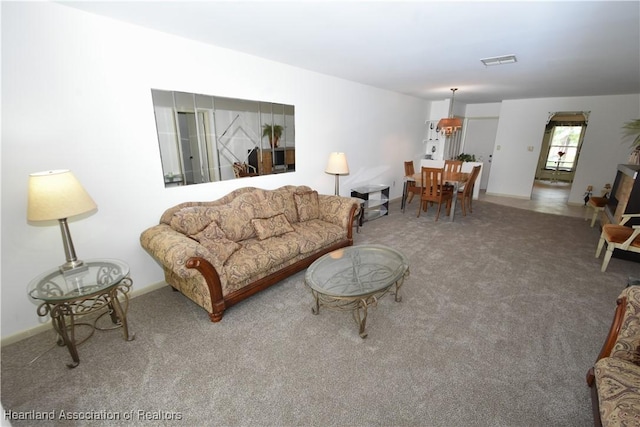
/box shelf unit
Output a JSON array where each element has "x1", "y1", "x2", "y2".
[{"x1": 351, "y1": 185, "x2": 389, "y2": 223}]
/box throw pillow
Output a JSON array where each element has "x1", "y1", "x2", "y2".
[
  {"x1": 251, "y1": 213, "x2": 294, "y2": 240},
  {"x1": 294, "y1": 190, "x2": 319, "y2": 222},
  {"x1": 191, "y1": 221, "x2": 241, "y2": 266},
  {"x1": 170, "y1": 207, "x2": 212, "y2": 235}
]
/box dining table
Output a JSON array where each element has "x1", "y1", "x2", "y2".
[{"x1": 401, "y1": 171, "x2": 469, "y2": 222}]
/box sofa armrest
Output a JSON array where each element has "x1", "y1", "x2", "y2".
[
  {"x1": 140, "y1": 224, "x2": 219, "y2": 279},
  {"x1": 141, "y1": 224, "x2": 228, "y2": 322},
  {"x1": 587, "y1": 295, "x2": 628, "y2": 386},
  {"x1": 317, "y1": 194, "x2": 359, "y2": 237}
]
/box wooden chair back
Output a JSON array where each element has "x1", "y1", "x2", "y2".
[
  {"x1": 463, "y1": 166, "x2": 481, "y2": 195},
  {"x1": 457, "y1": 165, "x2": 481, "y2": 216},
  {"x1": 402, "y1": 161, "x2": 421, "y2": 209},
  {"x1": 404, "y1": 161, "x2": 415, "y2": 176},
  {"x1": 444, "y1": 160, "x2": 463, "y2": 176},
  {"x1": 418, "y1": 167, "x2": 453, "y2": 221},
  {"x1": 421, "y1": 167, "x2": 444, "y2": 201}
]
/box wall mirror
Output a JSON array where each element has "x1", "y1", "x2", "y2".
[{"x1": 151, "y1": 89, "x2": 295, "y2": 187}]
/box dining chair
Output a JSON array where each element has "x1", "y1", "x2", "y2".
[
  {"x1": 232, "y1": 162, "x2": 258, "y2": 178},
  {"x1": 417, "y1": 167, "x2": 453, "y2": 221},
  {"x1": 586, "y1": 196, "x2": 608, "y2": 227},
  {"x1": 404, "y1": 161, "x2": 421, "y2": 204},
  {"x1": 595, "y1": 214, "x2": 640, "y2": 272},
  {"x1": 444, "y1": 160, "x2": 463, "y2": 175},
  {"x1": 457, "y1": 165, "x2": 481, "y2": 216},
  {"x1": 443, "y1": 160, "x2": 462, "y2": 191}
]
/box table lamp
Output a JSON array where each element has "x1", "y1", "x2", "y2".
[
  {"x1": 27, "y1": 170, "x2": 97, "y2": 272},
  {"x1": 325, "y1": 152, "x2": 349, "y2": 196}
]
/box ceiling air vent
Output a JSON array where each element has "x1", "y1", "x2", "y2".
[{"x1": 481, "y1": 54, "x2": 517, "y2": 66}]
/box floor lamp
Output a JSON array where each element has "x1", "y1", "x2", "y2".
[
  {"x1": 27, "y1": 170, "x2": 97, "y2": 272},
  {"x1": 325, "y1": 152, "x2": 349, "y2": 196}
]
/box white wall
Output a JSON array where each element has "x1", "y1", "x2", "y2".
[
  {"x1": 487, "y1": 95, "x2": 640, "y2": 203},
  {"x1": 465, "y1": 103, "x2": 502, "y2": 117},
  {"x1": 1, "y1": 2, "x2": 428, "y2": 339}
]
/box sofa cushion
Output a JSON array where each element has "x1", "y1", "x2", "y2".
[
  {"x1": 294, "y1": 190, "x2": 320, "y2": 222},
  {"x1": 212, "y1": 203, "x2": 257, "y2": 243},
  {"x1": 292, "y1": 219, "x2": 345, "y2": 254},
  {"x1": 265, "y1": 189, "x2": 299, "y2": 224},
  {"x1": 170, "y1": 206, "x2": 213, "y2": 235},
  {"x1": 191, "y1": 221, "x2": 241, "y2": 267},
  {"x1": 223, "y1": 235, "x2": 300, "y2": 285},
  {"x1": 612, "y1": 286, "x2": 640, "y2": 365},
  {"x1": 251, "y1": 213, "x2": 294, "y2": 240},
  {"x1": 594, "y1": 357, "x2": 640, "y2": 426}
]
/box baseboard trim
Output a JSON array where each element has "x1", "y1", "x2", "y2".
[
  {"x1": 0, "y1": 281, "x2": 168, "y2": 347},
  {"x1": 484, "y1": 192, "x2": 531, "y2": 200}
]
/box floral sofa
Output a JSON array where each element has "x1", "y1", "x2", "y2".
[
  {"x1": 587, "y1": 285, "x2": 640, "y2": 426},
  {"x1": 140, "y1": 185, "x2": 359, "y2": 322}
]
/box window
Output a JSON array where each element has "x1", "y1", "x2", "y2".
[{"x1": 544, "y1": 125, "x2": 584, "y2": 172}]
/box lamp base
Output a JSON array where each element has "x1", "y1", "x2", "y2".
[
  {"x1": 57, "y1": 218, "x2": 84, "y2": 273},
  {"x1": 59, "y1": 259, "x2": 85, "y2": 273}
]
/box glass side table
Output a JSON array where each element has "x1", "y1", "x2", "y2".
[{"x1": 28, "y1": 259, "x2": 134, "y2": 368}]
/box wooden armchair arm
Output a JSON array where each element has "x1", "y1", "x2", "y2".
[
  {"x1": 619, "y1": 213, "x2": 640, "y2": 226},
  {"x1": 620, "y1": 226, "x2": 640, "y2": 250}
]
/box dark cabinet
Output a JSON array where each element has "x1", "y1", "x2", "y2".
[
  {"x1": 248, "y1": 147, "x2": 295, "y2": 175},
  {"x1": 604, "y1": 164, "x2": 640, "y2": 227},
  {"x1": 603, "y1": 164, "x2": 640, "y2": 263}
]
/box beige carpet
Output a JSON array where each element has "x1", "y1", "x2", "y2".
[{"x1": 2, "y1": 199, "x2": 637, "y2": 426}]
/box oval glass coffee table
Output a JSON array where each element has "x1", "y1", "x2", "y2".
[{"x1": 305, "y1": 244, "x2": 409, "y2": 338}]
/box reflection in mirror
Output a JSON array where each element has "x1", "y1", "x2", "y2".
[{"x1": 151, "y1": 90, "x2": 295, "y2": 187}]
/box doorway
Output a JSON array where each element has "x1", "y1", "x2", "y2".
[
  {"x1": 177, "y1": 111, "x2": 211, "y2": 185},
  {"x1": 533, "y1": 111, "x2": 588, "y2": 202},
  {"x1": 461, "y1": 117, "x2": 499, "y2": 190},
  {"x1": 535, "y1": 112, "x2": 588, "y2": 182}
]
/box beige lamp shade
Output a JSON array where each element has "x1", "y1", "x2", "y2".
[
  {"x1": 27, "y1": 170, "x2": 97, "y2": 221},
  {"x1": 325, "y1": 152, "x2": 349, "y2": 175}
]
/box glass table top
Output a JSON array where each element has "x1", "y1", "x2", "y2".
[
  {"x1": 305, "y1": 245, "x2": 409, "y2": 297},
  {"x1": 28, "y1": 259, "x2": 130, "y2": 302}
]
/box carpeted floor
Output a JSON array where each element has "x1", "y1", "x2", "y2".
[{"x1": 2, "y1": 199, "x2": 638, "y2": 426}]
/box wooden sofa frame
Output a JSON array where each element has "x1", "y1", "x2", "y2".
[{"x1": 586, "y1": 295, "x2": 628, "y2": 427}]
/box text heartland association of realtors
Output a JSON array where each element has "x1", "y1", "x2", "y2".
[{"x1": 4, "y1": 409, "x2": 183, "y2": 421}]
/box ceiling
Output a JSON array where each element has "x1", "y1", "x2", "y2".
[{"x1": 60, "y1": 1, "x2": 640, "y2": 104}]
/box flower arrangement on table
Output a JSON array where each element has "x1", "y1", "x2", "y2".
[{"x1": 556, "y1": 151, "x2": 566, "y2": 168}]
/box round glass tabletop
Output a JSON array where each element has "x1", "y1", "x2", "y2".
[
  {"x1": 28, "y1": 259, "x2": 130, "y2": 302},
  {"x1": 305, "y1": 244, "x2": 409, "y2": 297}
]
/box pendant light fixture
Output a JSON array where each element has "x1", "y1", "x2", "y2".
[{"x1": 437, "y1": 88, "x2": 463, "y2": 137}]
